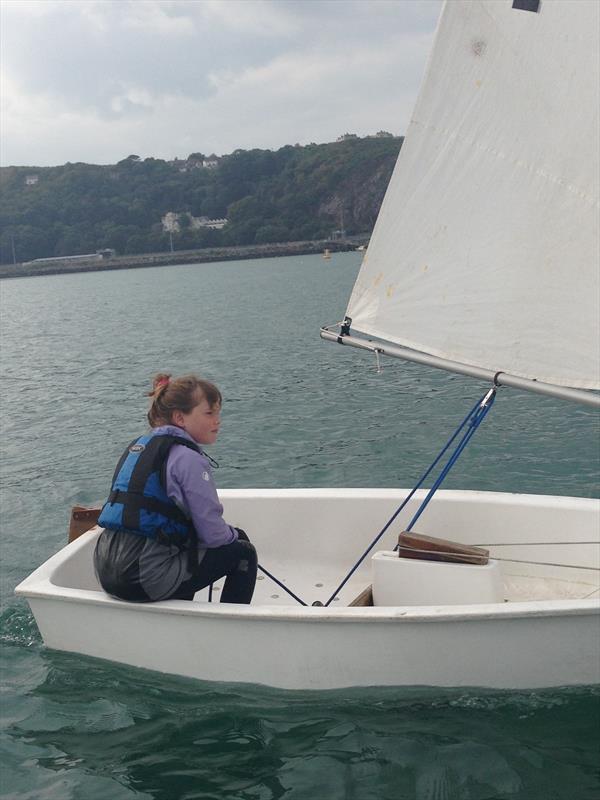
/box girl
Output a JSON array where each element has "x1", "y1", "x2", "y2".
[{"x1": 94, "y1": 374, "x2": 257, "y2": 604}]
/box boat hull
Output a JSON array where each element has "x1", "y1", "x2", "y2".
[
  {"x1": 25, "y1": 593, "x2": 599, "y2": 690},
  {"x1": 16, "y1": 489, "x2": 600, "y2": 690}
]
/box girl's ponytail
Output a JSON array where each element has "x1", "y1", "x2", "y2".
[{"x1": 149, "y1": 373, "x2": 171, "y2": 397}]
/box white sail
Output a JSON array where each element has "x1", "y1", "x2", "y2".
[{"x1": 347, "y1": 0, "x2": 599, "y2": 390}]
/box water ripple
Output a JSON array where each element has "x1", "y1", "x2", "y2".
[{"x1": 1, "y1": 254, "x2": 599, "y2": 799}]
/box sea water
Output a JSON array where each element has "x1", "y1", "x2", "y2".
[{"x1": 1, "y1": 252, "x2": 598, "y2": 799}]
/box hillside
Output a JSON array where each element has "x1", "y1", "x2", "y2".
[{"x1": 0, "y1": 136, "x2": 402, "y2": 265}]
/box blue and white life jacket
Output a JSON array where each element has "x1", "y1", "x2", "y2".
[{"x1": 98, "y1": 432, "x2": 199, "y2": 547}]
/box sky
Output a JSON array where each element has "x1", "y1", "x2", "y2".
[{"x1": 0, "y1": 0, "x2": 441, "y2": 167}]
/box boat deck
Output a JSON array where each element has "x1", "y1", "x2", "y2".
[
  {"x1": 194, "y1": 564, "x2": 600, "y2": 608},
  {"x1": 46, "y1": 486, "x2": 600, "y2": 609}
]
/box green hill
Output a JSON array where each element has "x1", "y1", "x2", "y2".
[{"x1": 0, "y1": 135, "x2": 402, "y2": 264}]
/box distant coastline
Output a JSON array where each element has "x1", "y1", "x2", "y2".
[
  {"x1": 1, "y1": 138, "x2": 400, "y2": 269},
  {"x1": 0, "y1": 237, "x2": 367, "y2": 280}
]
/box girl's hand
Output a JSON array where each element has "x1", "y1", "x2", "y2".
[{"x1": 234, "y1": 527, "x2": 250, "y2": 542}]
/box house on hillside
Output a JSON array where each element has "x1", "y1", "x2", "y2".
[
  {"x1": 172, "y1": 155, "x2": 206, "y2": 173},
  {"x1": 162, "y1": 212, "x2": 180, "y2": 232},
  {"x1": 201, "y1": 218, "x2": 227, "y2": 230},
  {"x1": 170, "y1": 153, "x2": 220, "y2": 170},
  {"x1": 161, "y1": 212, "x2": 228, "y2": 232}
]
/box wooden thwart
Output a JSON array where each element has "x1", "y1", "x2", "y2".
[
  {"x1": 69, "y1": 506, "x2": 101, "y2": 542},
  {"x1": 398, "y1": 531, "x2": 489, "y2": 565}
]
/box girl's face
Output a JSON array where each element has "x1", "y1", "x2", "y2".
[{"x1": 172, "y1": 395, "x2": 221, "y2": 445}]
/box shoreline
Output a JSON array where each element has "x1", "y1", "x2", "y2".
[{"x1": 0, "y1": 238, "x2": 366, "y2": 280}]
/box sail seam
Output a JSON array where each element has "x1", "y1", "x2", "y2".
[{"x1": 409, "y1": 119, "x2": 599, "y2": 207}]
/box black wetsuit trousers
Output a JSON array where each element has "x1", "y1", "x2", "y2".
[{"x1": 171, "y1": 537, "x2": 257, "y2": 604}]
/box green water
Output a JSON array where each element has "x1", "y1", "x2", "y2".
[{"x1": 1, "y1": 253, "x2": 599, "y2": 799}]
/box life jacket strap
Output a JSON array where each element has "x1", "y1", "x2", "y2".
[{"x1": 108, "y1": 489, "x2": 190, "y2": 527}]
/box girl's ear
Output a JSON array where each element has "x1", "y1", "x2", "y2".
[{"x1": 172, "y1": 410, "x2": 185, "y2": 428}]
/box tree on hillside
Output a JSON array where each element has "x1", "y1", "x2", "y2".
[{"x1": 0, "y1": 136, "x2": 403, "y2": 263}]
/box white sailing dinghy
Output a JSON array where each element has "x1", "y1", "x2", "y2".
[{"x1": 16, "y1": 0, "x2": 600, "y2": 691}]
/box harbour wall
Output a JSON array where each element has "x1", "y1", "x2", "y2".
[{"x1": 0, "y1": 238, "x2": 366, "y2": 280}]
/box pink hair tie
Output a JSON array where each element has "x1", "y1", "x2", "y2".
[{"x1": 157, "y1": 378, "x2": 170, "y2": 389}]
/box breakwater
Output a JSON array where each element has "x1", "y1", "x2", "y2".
[{"x1": 0, "y1": 238, "x2": 366, "y2": 279}]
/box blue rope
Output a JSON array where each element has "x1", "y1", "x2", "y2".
[
  {"x1": 222, "y1": 389, "x2": 496, "y2": 609},
  {"x1": 402, "y1": 392, "x2": 495, "y2": 534},
  {"x1": 324, "y1": 388, "x2": 496, "y2": 607}
]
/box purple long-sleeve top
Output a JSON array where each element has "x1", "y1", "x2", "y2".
[{"x1": 153, "y1": 425, "x2": 237, "y2": 548}]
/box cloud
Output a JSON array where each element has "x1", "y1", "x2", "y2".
[{"x1": 0, "y1": 0, "x2": 441, "y2": 165}]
